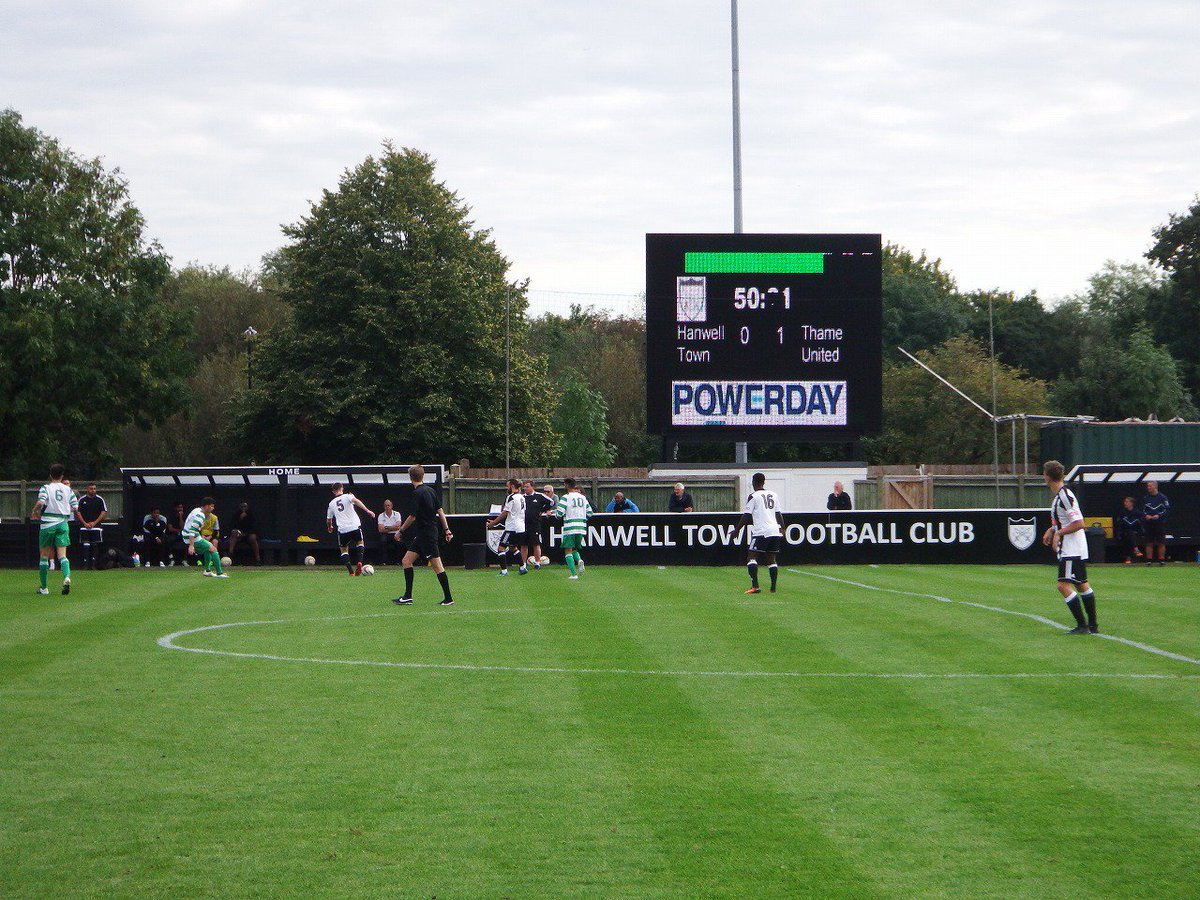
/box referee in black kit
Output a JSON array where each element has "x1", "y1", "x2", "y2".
[{"x1": 391, "y1": 465, "x2": 455, "y2": 606}]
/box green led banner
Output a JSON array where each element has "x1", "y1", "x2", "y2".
[{"x1": 684, "y1": 251, "x2": 825, "y2": 274}]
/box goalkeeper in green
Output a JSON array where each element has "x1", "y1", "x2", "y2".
[
  {"x1": 183, "y1": 498, "x2": 228, "y2": 577},
  {"x1": 554, "y1": 477, "x2": 593, "y2": 579}
]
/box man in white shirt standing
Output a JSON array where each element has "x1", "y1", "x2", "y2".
[
  {"x1": 486, "y1": 478, "x2": 529, "y2": 576},
  {"x1": 1041, "y1": 460, "x2": 1099, "y2": 634},
  {"x1": 736, "y1": 472, "x2": 785, "y2": 595},
  {"x1": 326, "y1": 483, "x2": 376, "y2": 576},
  {"x1": 376, "y1": 498, "x2": 403, "y2": 566}
]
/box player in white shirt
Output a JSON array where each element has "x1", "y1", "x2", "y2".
[
  {"x1": 1041, "y1": 460, "x2": 1099, "y2": 634},
  {"x1": 736, "y1": 472, "x2": 785, "y2": 594},
  {"x1": 182, "y1": 497, "x2": 227, "y2": 577},
  {"x1": 31, "y1": 463, "x2": 77, "y2": 595},
  {"x1": 486, "y1": 478, "x2": 529, "y2": 575},
  {"x1": 326, "y1": 483, "x2": 376, "y2": 576}
]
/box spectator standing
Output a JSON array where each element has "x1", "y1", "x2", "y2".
[
  {"x1": 377, "y1": 499, "x2": 403, "y2": 566},
  {"x1": 1140, "y1": 481, "x2": 1171, "y2": 566},
  {"x1": 77, "y1": 483, "x2": 107, "y2": 570},
  {"x1": 827, "y1": 481, "x2": 853, "y2": 511},
  {"x1": 1115, "y1": 496, "x2": 1145, "y2": 564},
  {"x1": 523, "y1": 481, "x2": 554, "y2": 564},
  {"x1": 668, "y1": 483, "x2": 694, "y2": 513},
  {"x1": 606, "y1": 491, "x2": 640, "y2": 513},
  {"x1": 142, "y1": 507, "x2": 169, "y2": 566},
  {"x1": 228, "y1": 501, "x2": 262, "y2": 565}
]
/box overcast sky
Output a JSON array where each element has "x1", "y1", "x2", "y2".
[{"x1": 5, "y1": 1, "x2": 1199, "y2": 309}]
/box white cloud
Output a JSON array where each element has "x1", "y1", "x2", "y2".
[{"x1": 3, "y1": 1, "x2": 1199, "y2": 301}]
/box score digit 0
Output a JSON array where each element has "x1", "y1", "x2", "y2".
[{"x1": 740, "y1": 326, "x2": 750, "y2": 345}]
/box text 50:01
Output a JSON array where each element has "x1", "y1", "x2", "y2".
[{"x1": 733, "y1": 286, "x2": 791, "y2": 309}]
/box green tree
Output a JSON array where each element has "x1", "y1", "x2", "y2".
[
  {"x1": 529, "y1": 305, "x2": 657, "y2": 465},
  {"x1": 226, "y1": 146, "x2": 558, "y2": 465},
  {"x1": 1051, "y1": 328, "x2": 1197, "y2": 421},
  {"x1": 862, "y1": 335, "x2": 1049, "y2": 464},
  {"x1": 881, "y1": 243, "x2": 970, "y2": 361},
  {"x1": 115, "y1": 267, "x2": 291, "y2": 466},
  {"x1": 1146, "y1": 198, "x2": 1200, "y2": 400},
  {"x1": 551, "y1": 373, "x2": 615, "y2": 467},
  {"x1": 0, "y1": 109, "x2": 192, "y2": 477}
]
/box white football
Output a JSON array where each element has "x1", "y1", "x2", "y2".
[
  {"x1": 540, "y1": 556, "x2": 550, "y2": 565},
  {"x1": 220, "y1": 556, "x2": 232, "y2": 567},
  {"x1": 361, "y1": 564, "x2": 375, "y2": 576},
  {"x1": 304, "y1": 555, "x2": 316, "y2": 566}
]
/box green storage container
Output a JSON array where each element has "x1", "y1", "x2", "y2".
[{"x1": 1039, "y1": 422, "x2": 1200, "y2": 470}]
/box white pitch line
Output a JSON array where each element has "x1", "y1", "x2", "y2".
[
  {"x1": 788, "y1": 569, "x2": 1200, "y2": 668},
  {"x1": 156, "y1": 612, "x2": 1200, "y2": 680}
]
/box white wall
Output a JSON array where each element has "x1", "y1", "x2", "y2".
[{"x1": 649, "y1": 466, "x2": 868, "y2": 512}]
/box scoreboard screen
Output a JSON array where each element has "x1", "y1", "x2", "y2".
[{"x1": 645, "y1": 233, "x2": 882, "y2": 442}]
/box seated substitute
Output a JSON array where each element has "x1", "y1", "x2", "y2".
[
  {"x1": 166, "y1": 500, "x2": 187, "y2": 566},
  {"x1": 228, "y1": 501, "x2": 261, "y2": 565},
  {"x1": 737, "y1": 472, "x2": 785, "y2": 594},
  {"x1": 605, "y1": 491, "x2": 639, "y2": 513},
  {"x1": 142, "y1": 506, "x2": 170, "y2": 567},
  {"x1": 376, "y1": 498, "x2": 403, "y2": 566}
]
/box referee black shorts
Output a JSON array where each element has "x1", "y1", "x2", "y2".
[{"x1": 408, "y1": 527, "x2": 440, "y2": 560}]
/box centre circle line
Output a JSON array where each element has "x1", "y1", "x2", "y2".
[{"x1": 155, "y1": 611, "x2": 1199, "y2": 680}]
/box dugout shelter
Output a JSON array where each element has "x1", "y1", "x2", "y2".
[
  {"x1": 122, "y1": 465, "x2": 444, "y2": 563},
  {"x1": 1066, "y1": 462, "x2": 1200, "y2": 560}
]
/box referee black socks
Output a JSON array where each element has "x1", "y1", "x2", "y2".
[
  {"x1": 403, "y1": 566, "x2": 414, "y2": 598},
  {"x1": 437, "y1": 570, "x2": 452, "y2": 602}
]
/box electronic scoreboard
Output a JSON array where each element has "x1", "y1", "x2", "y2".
[{"x1": 645, "y1": 233, "x2": 882, "y2": 442}]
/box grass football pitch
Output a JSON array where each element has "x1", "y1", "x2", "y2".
[{"x1": 2, "y1": 561, "x2": 1198, "y2": 898}]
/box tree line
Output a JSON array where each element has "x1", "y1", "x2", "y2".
[{"x1": 2, "y1": 107, "x2": 1198, "y2": 478}]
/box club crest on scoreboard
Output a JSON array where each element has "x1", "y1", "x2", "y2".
[
  {"x1": 676, "y1": 276, "x2": 707, "y2": 322},
  {"x1": 1007, "y1": 517, "x2": 1037, "y2": 551}
]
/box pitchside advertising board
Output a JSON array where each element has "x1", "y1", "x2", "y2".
[
  {"x1": 646, "y1": 233, "x2": 883, "y2": 442},
  {"x1": 440, "y1": 510, "x2": 1049, "y2": 566}
]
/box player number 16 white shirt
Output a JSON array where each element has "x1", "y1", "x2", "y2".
[{"x1": 745, "y1": 490, "x2": 782, "y2": 538}]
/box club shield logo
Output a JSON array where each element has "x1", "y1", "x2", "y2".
[
  {"x1": 486, "y1": 527, "x2": 504, "y2": 556},
  {"x1": 1007, "y1": 517, "x2": 1037, "y2": 551}
]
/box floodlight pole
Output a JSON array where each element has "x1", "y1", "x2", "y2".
[
  {"x1": 989, "y1": 295, "x2": 1000, "y2": 504},
  {"x1": 731, "y1": 0, "x2": 748, "y2": 466},
  {"x1": 505, "y1": 288, "x2": 511, "y2": 470}
]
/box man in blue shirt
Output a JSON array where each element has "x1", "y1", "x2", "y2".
[
  {"x1": 1140, "y1": 481, "x2": 1171, "y2": 566},
  {"x1": 605, "y1": 492, "x2": 639, "y2": 513}
]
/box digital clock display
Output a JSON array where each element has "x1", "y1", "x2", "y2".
[{"x1": 645, "y1": 233, "x2": 882, "y2": 441}]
